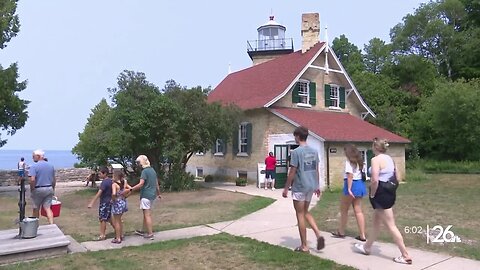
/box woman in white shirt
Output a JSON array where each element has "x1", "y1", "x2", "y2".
[
  {"x1": 354, "y1": 138, "x2": 412, "y2": 265},
  {"x1": 331, "y1": 144, "x2": 367, "y2": 242}
]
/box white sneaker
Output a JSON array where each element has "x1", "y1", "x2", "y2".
[
  {"x1": 264, "y1": 186, "x2": 267, "y2": 190},
  {"x1": 354, "y1": 243, "x2": 370, "y2": 255},
  {"x1": 272, "y1": 187, "x2": 275, "y2": 191}
]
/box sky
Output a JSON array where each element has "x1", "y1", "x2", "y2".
[{"x1": 0, "y1": 0, "x2": 427, "y2": 151}]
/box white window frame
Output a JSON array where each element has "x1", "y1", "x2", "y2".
[
  {"x1": 195, "y1": 151, "x2": 204, "y2": 156},
  {"x1": 214, "y1": 139, "x2": 224, "y2": 156},
  {"x1": 329, "y1": 84, "x2": 340, "y2": 109},
  {"x1": 297, "y1": 80, "x2": 312, "y2": 108},
  {"x1": 238, "y1": 123, "x2": 248, "y2": 155},
  {"x1": 359, "y1": 149, "x2": 370, "y2": 180},
  {"x1": 196, "y1": 167, "x2": 204, "y2": 177}
]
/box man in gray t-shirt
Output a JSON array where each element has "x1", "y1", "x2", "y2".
[
  {"x1": 282, "y1": 126, "x2": 324, "y2": 252},
  {"x1": 29, "y1": 149, "x2": 56, "y2": 224}
]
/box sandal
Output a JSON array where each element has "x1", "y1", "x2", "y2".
[
  {"x1": 294, "y1": 247, "x2": 310, "y2": 253},
  {"x1": 143, "y1": 234, "x2": 154, "y2": 240},
  {"x1": 331, "y1": 231, "x2": 346, "y2": 238},
  {"x1": 94, "y1": 235, "x2": 106, "y2": 241},
  {"x1": 355, "y1": 236, "x2": 367, "y2": 242},
  {"x1": 317, "y1": 236, "x2": 325, "y2": 250},
  {"x1": 353, "y1": 243, "x2": 370, "y2": 255},
  {"x1": 111, "y1": 238, "x2": 122, "y2": 244},
  {"x1": 393, "y1": 256, "x2": 413, "y2": 265}
]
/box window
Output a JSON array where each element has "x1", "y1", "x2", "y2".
[
  {"x1": 298, "y1": 81, "x2": 309, "y2": 104},
  {"x1": 195, "y1": 151, "x2": 204, "y2": 156},
  {"x1": 292, "y1": 80, "x2": 316, "y2": 106},
  {"x1": 214, "y1": 139, "x2": 224, "y2": 155},
  {"x1": 234, "y1": 122, "x2": 252, "y2": 156},
  {"x1": 238, "y1": 171, "x2": 248, "y2": 179},
  {"x1": 239, "y1": 123, "x2": 248, "y2": 154},
  {"x1": 196, "y1": 167, "x2": 204, "y2": 177},
  {"x1": 330, "y1": 85, "x2": 340, "y2": 107},
  {"x1": 324, "y1": 84, "x2": 345, "y2": 109}
]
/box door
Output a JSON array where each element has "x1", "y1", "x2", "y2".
[{"x1": 274, "y1": 144, "x2": 289, "y2": 188}]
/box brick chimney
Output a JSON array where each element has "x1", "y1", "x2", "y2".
[{"x1": 301, "y1": 13, "x2": 320, "y2": 53}]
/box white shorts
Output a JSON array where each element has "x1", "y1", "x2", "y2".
[
  {"x1": 292, "y1": 191, "x2": 314, "y2": 202},
  {"x1": 140, "y1": 198, "x2": 154, "y2": 210}
]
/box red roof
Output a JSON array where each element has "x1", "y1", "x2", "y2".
[
  {"x1": 208, "y1": 42, "x2": 325, "y2": 110},
  {"x1": 271, "y1": 108, "x2": 410, "y2": 143}
]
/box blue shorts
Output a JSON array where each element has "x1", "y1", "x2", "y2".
[
  {"x1": 342, "y1": 179, "x2": 367, "y2": 198},
  {"x1": 18, "y1": 170, "x2": 25, "y2": 177},
  {"x1": 265, "y1": 170, "x2": 275, "y2": 180},
  {"x1": 98, "y1": 202, "x2": 112, "y2": 221}
]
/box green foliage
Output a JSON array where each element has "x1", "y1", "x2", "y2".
[
  {"x1": 0, "y1": 0, "x2": 28, "y2": 148},
  {"x1": 73, "y1": 71, "x2": 241, "y2": 191},
  {"x1": 0, "y1": 0, "x2": 20, "y2": 49},
  {"x1": 331, "y1": 34, "x2": 364, "y2": 75},
  {"x1": 407, "y1": 159, "x2": 480, "y2": 173},
  {"x1": 235, "y1": 178, "x2": 248, "y2": 186},
  {"x1": 363, "y1": 37, "x2": 392, "y2": 74},
  {"x1": 404, "y1": 169, "x2": 429, "y2": 182},
  {"x1": 162, "y1": 169, "x2": 196, "y2": 192},
  {"x1": 413, "y1": 79, "x2": 480, "y2": 160},
  {"x1": 204, "y1": 175, "x2": 214, "y2": 182}
]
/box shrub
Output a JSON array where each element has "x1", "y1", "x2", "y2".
[
  {"x1": 407, "y1": 159, "x2": 480, "y2": 174},
  {"x1": 235, "y1": 178, "x2": 248, "y2": 186},
  {"x1": 204, "y1": 175, "x2": 214, "y2": 182},
  {"x1": 162, "y1": 170, "x2": 197, "y2": 192}
]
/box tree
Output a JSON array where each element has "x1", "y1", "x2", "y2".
[
  {"x1": 413, "y1": 79, "x2": 480, "y2": 160},
  {"x1": 363, "y1": 38, "x2": 391, "y2": 74},
  {"x1": 73, "y1": 71, "x2": 241, "y2": 191},
  {"x1": 331, "y1": 34, "x2": 364, "y2": 75},
  {"x1": 0, "y1": 0, "x2": 29, "y2": 147},
  {"x1": 390, "y1": 0, "x2": 480, "y2": 80}
]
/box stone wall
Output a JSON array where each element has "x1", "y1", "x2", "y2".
[{"x1": 0, "y1": 168, "x2": 91, "y2": 186}]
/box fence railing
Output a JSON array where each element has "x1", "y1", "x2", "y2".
[{"x1": 247, "y1": 38, "x2": 294, "y2": 52}]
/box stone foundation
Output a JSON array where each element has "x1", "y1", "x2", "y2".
[{"x1": 0, "y1": 168, "x2": 90, "y2": 187}]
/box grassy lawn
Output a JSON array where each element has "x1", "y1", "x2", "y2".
[
  {"x1": 0, "y1": 188, "x2": 274, "y2": 242},
  {"x1": 1, "y1": 233, "x2": 354, "y2": 270},
  {"x1": 311, "y1": 174, "x2": 480, "y2": 260}
]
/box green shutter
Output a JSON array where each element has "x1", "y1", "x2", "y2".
[
  {"x1": 339, "y1": 87, "x2": 346, "y2": 109},
  {"x1": 246, "y1": 123, "x2": 253, "y2": 155},
  {"x1": 222, "y1": 139, "x2": 227, "y2": 154},
  {"x1": 233, "y1": 129, "x2": 239, "y2": 155},
  {"x1": 366, "y1": 150, "x2": 374, "y2": 177},
  {"x1": 211, "y1": 141, "x2": 216, "y2": 155},
  {"x1": 309, "y1": 82, "x2": 316, "y2": 106},
  {"x1": 324, "y1": 84, "x2": 331, "y2": 107},
  {"x1": 292, "y1": 83, "x2": 300, "y2": 103}
]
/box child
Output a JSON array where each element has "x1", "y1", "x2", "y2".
[
  {"x1": 111, "y1": 170, "x2": 131, "y2": 244},
  {"x1": 87, "y1": 166, "x2": 113, "y2": 240}
]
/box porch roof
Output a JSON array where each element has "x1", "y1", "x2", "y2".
[{"x1": 270, "y1": 108, "x2": 410, "y2": 143}]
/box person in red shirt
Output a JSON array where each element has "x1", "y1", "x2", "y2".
[{"x1": 264, "y1": 152, "x2": 276, "y2": 190}]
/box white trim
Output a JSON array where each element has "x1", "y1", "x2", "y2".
[
  {"x1": 361, "y1": 112, "x2": 369, "y2": 120},
  {"x1": 346, "y1": 89, "x2": 354, "y2": 97},
  {"x1": 236, "y1": 153, "x2": 249, "y2": 157},
  {"x1": 327, "y1": 106, "x2": 342, "y2": 111},
  {"x1": 296, "y1": 103, "x2": 312, "y2": 108},
  {"x1": 268, "y1": 109, "x2": 325, "y2": 142},
  {"x1": 327, "y1": 46, "x2": 376, "y2": 118},
  {"x1": 264, "y1": 43, "x2": 327, "y2": 107},
  {"x1": 195, "y1": 152, "x2": 205, "y2": 156},
  {"x1": 308, "y1": 65, "x2": 343, "y2": 74},
  {"x1": 297, "y1": 79, "x2": 310, "y2": 105}
]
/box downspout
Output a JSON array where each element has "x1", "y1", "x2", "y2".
[{"x1": 326, "y1": 142, "x2": 330, "y2": 190}]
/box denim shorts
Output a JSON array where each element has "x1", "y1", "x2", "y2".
[{"x1": 342, "y1": 179, "x2": 367, "y2": 198}]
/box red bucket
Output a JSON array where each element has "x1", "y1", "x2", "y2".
[{"x1": 41, "y1": 197, "x2": 61, "y2": 217}]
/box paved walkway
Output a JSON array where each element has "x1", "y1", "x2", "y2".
[{"x1": 2, "y1": 181, "x2": 479, "y2": 269}]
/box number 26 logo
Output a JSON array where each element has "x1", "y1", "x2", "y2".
[{"x1": 427, "y1": 225, "x2": 461, "y2": 243}]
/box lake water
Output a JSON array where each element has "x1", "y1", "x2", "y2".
[{"x1": 0, "y1": 150, "x2": 79, "y2": 170}]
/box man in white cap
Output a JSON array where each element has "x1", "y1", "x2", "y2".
[{"x1": 29, "y1": 149, "x2": 56, "y2": 224}]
